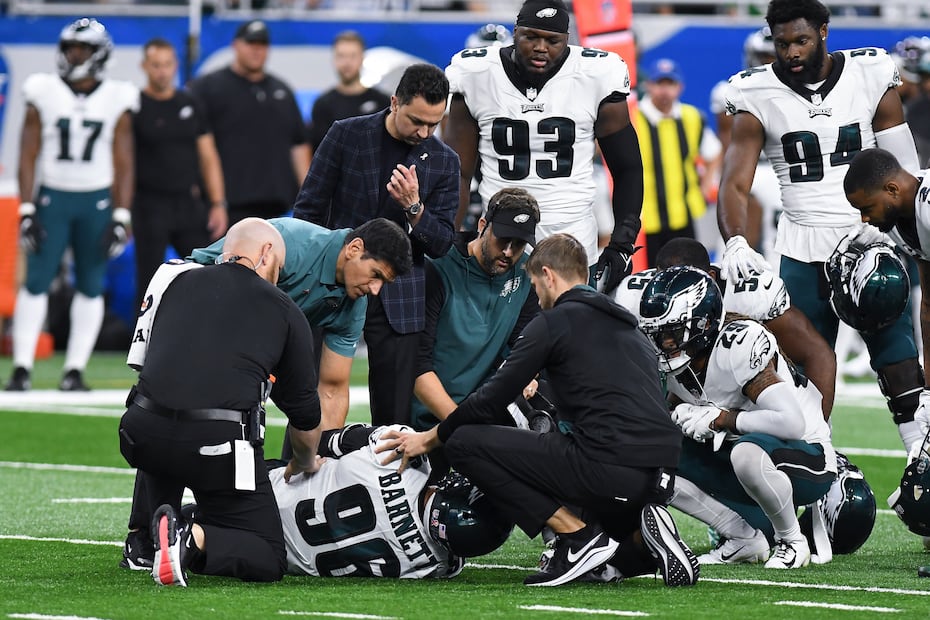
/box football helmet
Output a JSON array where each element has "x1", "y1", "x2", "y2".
[
  {"x1": 743, "y1": 26, "x2": 775, "y2": 68},
  {"x1": 465, "y1": 24, "x2": 513, "y2": 49},
  {"x1": 639, "y1": 265, "x2": 723, "y2": 375},
  {"x1": 423, "y1": 472, "x2": 513, "y2": 557},
  {"x1": 889, "y1": 430, "x2": 930, "y2": 536},
  {"x1": 800, "y1": 454, "x2": 876, "y2": 554},
  {"x1": 826, "y1": 240, "x2": 909, "y2": 333},
  {"x1": 891, "y1": 36, "x2": 930, "y2": 82},
  {"x1": 56, "y1": 17, "x2": 113, "y2": 82}
]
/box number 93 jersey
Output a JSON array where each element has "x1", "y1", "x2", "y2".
[
  {"x1": 23, "y1": 73, "x2": 139, "y2": 192},
  {"x1": 270, "y1": 425, "x2": 458, "y2": 579},
  {"x1": 446, "y1": 46, "x2": 631, "y2": 264},
  {"x1": 724, "y1": 48, "x2": 899, "y2": 227}
]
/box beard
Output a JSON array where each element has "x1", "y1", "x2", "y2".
[{"x1": 777, "y1": 37, "x2": 827, "y2": 86}]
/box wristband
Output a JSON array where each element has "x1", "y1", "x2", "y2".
[
  {"x1": 112, "y1": 207, "x2": 132, "y2": 225},
  {"x1": 19, "y1": 202, "x2": 36, "y2": 217},
  {"x1": 211, "y1": 200, "x2": 228, "y2": 210}
]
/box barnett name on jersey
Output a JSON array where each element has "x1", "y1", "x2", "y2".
[
  {"x1": 724, "y1": 48, "x2": 900, "y2": 261},
  {"x1": 270, "y1": 425, "x2": 459, "y2": 579},
  {"x1": 888, "y1": 171, "x2": 930, "y2": 262},
  {"x1": 615, "y1": 267, "x2": 789, "y2": 323},
  {"x1": 667, "y1": 318, "x2": 834, "y2": 464},
  {"x1": 24, "y1": 73, "x2": 138, "y2": 192},
  {"x1": 446, "y1": 45, "x2": 630, "y2": 264}
]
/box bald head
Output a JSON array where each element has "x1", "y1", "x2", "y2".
[{"x1": 222, "y1": 217, "x2": 286, "y2": 284}]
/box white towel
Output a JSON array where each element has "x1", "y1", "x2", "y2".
[{"x1": 127, "y1": 260, "x2": 203, "y2": 371}]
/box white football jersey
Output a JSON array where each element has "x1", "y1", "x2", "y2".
[
  {"x1": 667, "y1": 319, "x2": 833, "y2": 454},
  {"x1": 724, "y1": 49, "x2": 898, "y2": 232},
  {"x1": 887, "y1": 171, "x2": 930, "y2": 261},
  {"x1": 446, "y1": 46, "x2": 631, "y2": 264},
  {"x1": 614, "y1": 267, "x2": 789, "y2": 322},
  {"x1": 23, "y1": 73, "x2": 139, "y2": 192},
  {"x1": 271, "y1": 425, "x2": 457, "y2": 579}
]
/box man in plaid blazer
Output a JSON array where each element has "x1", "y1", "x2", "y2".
[{"x1": 293, "y1": 63, "x2": 459, "y2": 428}]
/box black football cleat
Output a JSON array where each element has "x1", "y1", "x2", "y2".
[
  {"x1": 59, "y1": 369, "x2": 91, "y2": 392},
  {"x1": 5, "y1": 366, "x2": 31, "y2": 391}
]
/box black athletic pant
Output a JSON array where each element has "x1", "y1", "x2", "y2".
[
  {"x1": 364, "y1": 295, "x2": 420, "y2": 427},
  {"x1": 119, "y1": 405, "x2": 286, "y2": 582},
  {"x1": 133, "y1": 189, "x2": 210, "y2": 310}
]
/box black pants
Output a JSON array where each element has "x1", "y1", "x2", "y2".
[
  {"x1": 227, "y1": 201, "x2": 290, "y2": 227},
  {"x1": 119, "y1": 405, "x2": 286, "y2": 582},
  {"x1": 133, "y1": 188, "x2": 211, "y2": 310},
  {"x1": 445, "y1": 425, "x2": 672, "y2": 576},
  {"x1": 363, "y1": 295, "x2": 420, "y2": 427}
]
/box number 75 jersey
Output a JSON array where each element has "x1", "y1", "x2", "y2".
[
  {"x1": 446, "y1": 46, "x2": 630, "y2": 261},
  {"x1": 724, "y1": 49, "x2": 899, "y2": 226},
  {"x1": 24, "y1": 73, "x2": 139, "y2": 192}
]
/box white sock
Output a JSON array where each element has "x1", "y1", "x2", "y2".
[
  {"x1": 63, "y1": 293, "x2": 104, "y2": 372},
  {"x1": 11, "y1": 289, "x2": 48, "y2": 370},
  {"x1": 899, "y1": 420, "x2": 925, "y2": 455},
  {"x1": 671, "y1": 476, "x2": 757, "y2": 540},
  {"x1": 731, "y1": 442, "x2": 802, "y2": 542}
]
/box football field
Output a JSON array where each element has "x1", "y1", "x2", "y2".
[{"x1": 2, "y1": 353, "x2": 930, "y2": 619}]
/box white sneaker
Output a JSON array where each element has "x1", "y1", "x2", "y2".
[
  {"x1": 764, "y1": 538, "x2": 811, "y2": 569},
  {"x1": 698, "y1": 530, "x2": 770, "y2": 565}
]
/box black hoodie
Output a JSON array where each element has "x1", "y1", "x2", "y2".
[{"x1": 438, "y1": 286, "x2": 681, "y2": 469}]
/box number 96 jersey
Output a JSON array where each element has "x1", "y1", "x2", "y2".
[
  {"x1": 446, "y1": 46, "x2": 630, "y2": 264},
  {"x1": 24, "y1": 73, "x2": 139, "y2": 192},
  {"x1": 270, "y1": 425, "x2": 458, "y2": 579}
]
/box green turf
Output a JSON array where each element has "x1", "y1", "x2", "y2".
[{"x1": 3, "y1": 358, "x2": 930, "y2": 619}]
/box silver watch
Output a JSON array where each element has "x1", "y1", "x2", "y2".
[{"x1": 405, "y1": 201, "x2": 423, "y2": 216}]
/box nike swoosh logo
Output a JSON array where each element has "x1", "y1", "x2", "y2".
[
  {"x1": 762, "y1": 281, "x2": 774, "y2": 290},
  {"x1": 720, "y1": 545, "x2": 747, "y2": 561},
  {"x1": 566, "y1": 535, "x2": 603, "y2": 563}
]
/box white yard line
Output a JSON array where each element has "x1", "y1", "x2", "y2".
[
  {"x1": 518, "y1": 605, "x2": 648, "y2": 617},
  {"x1": 0, "y1": 534, "x2": 121, "y2": 547},
  {"x1": 278, "y1": 612, "x2": 399, "y2": 620},
  {"x1": 0, "y1": 461, "x2": 134, "y2": 475},
  {"x1": 8, "y1": 615, "x2": 113, "y2": 620},
  {"x1": 773, "y1": 601, "x2": 901, "y2": 613}
]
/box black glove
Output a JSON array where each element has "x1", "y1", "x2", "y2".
[
  {"x1": 594, "y1": 241, "x2": 636, "y2": 295},
  {"x1": 19, "y1": 209, "x2": 46, "y2": 254},
  {"x1": 101, "y1": 208, "x2": 131, "y2": 258}
]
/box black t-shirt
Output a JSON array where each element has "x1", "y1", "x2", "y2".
[
  {"x1": 308, "y1": 87, "x2": 391, "y2": 151},
  {"x1": 188, "y1": 67, "x2": 308, "y2": 208},
  {"x1": 138, "y1": 263, "x2": 320, "y2": 430},
  {"x1": 378, "y1": 124, "x2": 414, "y2": 224},
  {"x1": 133, "y1": 90, "x2": 208, "y2": 193}
]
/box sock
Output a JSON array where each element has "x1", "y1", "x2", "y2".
[
  {"x1": 899, "y1": 420, "x2": 925, "y2": 455},
  {"x1": 11, "y1": 289, "x2": 48, "y2": 370},
  {"x1": 731, "y1": 442, "x2": 802, "y2": 542},
  {"x1": 63, "y1": 293, "x2": 104, "y2": 372},
  {"x1": 671, "y1": 477, "x2": 757, "y2": 540}
]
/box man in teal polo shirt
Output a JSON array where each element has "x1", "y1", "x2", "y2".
[
  {"x1": 413, "y1": 188, "x2": 540, "y2": 432},
  {"x1": 190, "y1": 217, "x2": 411, "y2": 430}
]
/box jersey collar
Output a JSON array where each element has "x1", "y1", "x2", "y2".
[{"x1": 772, "y1": 51, "x2": 845, "y2": 105}]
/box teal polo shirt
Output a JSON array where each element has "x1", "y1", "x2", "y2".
[{"x1": 189, "y1": 218, "x2": 367, "y2": 358}]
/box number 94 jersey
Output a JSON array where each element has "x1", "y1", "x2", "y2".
[
  {"x1": 24, "y1": 73, "x2": 139, "y2": 192},
  {"x1": 270, "y1": 425, "x2": 458, "y2": 579},
  {"x1": 446, "y1": 46, "x2": 630, "y2": 263},
  {"x1": 724, "y1": 48, "x2": 898, "y2": 227}
]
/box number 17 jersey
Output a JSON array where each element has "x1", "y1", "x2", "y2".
[{"x1": 446, "y1": 46, "x2": 630, "y2": 264}]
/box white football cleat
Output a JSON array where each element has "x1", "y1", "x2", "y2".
[
  {"x1": 698, "y1": 530, "x2": 770, "y2": 565},
  {"x1": 764, "y1": 538, "x2": 811, "y2": 569}
]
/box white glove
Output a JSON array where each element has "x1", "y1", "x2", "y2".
[
  {"x1": 671, "y1": 403, "x2": 720, "y2": 442},
  {"x1": 721, "y1": 235, "x2": 771, "y2": 283},
  {"x1": 833, "y1": 223, "x2": 886, "y2": 257}
]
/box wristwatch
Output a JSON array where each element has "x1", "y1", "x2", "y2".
[{"x1": 405, "y1": 201, "x2": 423, "y2": 216}]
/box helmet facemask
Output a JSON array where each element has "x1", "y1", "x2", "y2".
[{"x1": 56, "y1": 18, "x2": 112, "y2": 82}]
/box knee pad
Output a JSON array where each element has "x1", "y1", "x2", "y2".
[{"x1": 877, "y1": 358, "x2": 925, "y2": 424}]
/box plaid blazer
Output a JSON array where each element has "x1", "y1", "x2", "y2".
[{"x1": 293, "y1": 110, "x2": 459, "y2": 333}]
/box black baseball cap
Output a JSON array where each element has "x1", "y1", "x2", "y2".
[
  {"x1": 235, "y1": 20, "x2": 270, "y2": 44},
  {"x1": 488, "y1": 205, "x2": 538, "y2": 247}
]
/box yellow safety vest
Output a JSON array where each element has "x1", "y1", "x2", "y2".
[{"x1": 636, "y1": 104, "x2": 708, "y2": 234}]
